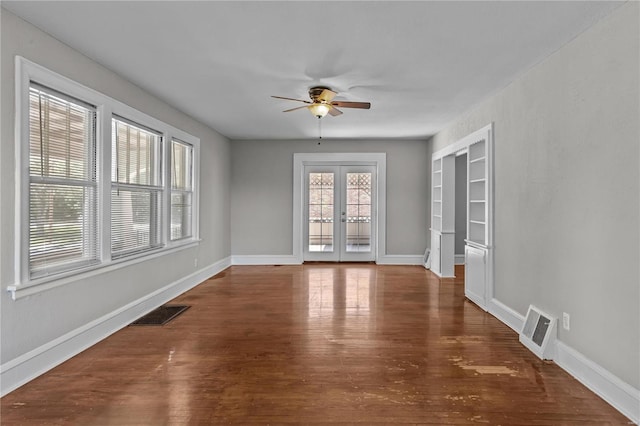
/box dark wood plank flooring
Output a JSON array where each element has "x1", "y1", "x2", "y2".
[{"x1": 0, "y1": 264, "x2": 630, "y2": 424}]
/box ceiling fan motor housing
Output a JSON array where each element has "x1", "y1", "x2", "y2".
[{"x1": 309, "y1": 86, "x2": 331, "y2": 102}]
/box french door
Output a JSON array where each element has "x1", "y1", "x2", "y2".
[{"x1": 303, "y1": 165, "x2": 376, "y2": 262}]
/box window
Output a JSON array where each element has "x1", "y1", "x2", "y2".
[
  {"x1": 111, "y1": 118, "x2": 163, "y2": 258},
  {"x1": 28, "y1": 84, "x2": 99, "y2": 278},
  {"x1": 12, "y1": 57, "x2": 199, "y2": 297},
  {"x1": 170, "y1": 139, "x2": 193, "y2": 241}
]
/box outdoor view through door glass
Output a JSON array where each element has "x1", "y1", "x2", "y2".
[
  {"x1": 308, "y1": 173, "x2": 334, "y2": 252},
  {"x1": 346, "y1": 173, "x2": 371, "y2": 252}
]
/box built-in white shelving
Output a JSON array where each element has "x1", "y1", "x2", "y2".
[
  {"x1": 467, "y1": 140, "x2": 487, "y2": 246},
  {"x1": 429, "y1": 123, "x2": 492, "y2": 308},
  {"x1": 431, "y1": 155, "x2": 455, "y2": 277}
]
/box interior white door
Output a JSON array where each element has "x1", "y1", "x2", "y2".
[{"x1": 303, "y1": 165, "x2": 376, "y2": 262}]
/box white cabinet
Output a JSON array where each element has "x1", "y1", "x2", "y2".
[
  {"x1": 465, "y1": 245, "x2": 487, "y2": 310},
  {"x1": 430, "y1": 232, "x2": 441, "y2": 276}
]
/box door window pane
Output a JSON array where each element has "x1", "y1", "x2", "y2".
[
  {"x1": 308, "y1": 172, "x2": 334, "y2": 252},
  {"x1": 346, "y1": 173, "x2": 371, "y2": 252}
]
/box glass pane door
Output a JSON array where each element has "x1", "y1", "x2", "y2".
[
  {"x1": 340, "y1": 166, "x2": 375, "y2": 262},
  {"x1": 304, "y1": 166, "x2": 339, "y2": 261},
  {"x1": 303, "y1": 164, "x2": 376, "y2": 262},
  {"x1": 345, "y1": 172, "x2": 371, "y2": 252},
  {"x1": 308, "y1": 172, "x2": 335, "y2": 253}
]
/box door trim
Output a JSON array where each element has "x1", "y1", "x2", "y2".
[{"x1": 293, "y1": 153, "x2": 386, "y2": 263}]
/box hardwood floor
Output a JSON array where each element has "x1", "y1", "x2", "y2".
[{"x1": 1, "y1": 264, "x2": 630, "y2": 425}]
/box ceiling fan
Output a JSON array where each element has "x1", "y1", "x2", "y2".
[{"x1": 272, "y1": 86, "x2": 371, "y2": 118}]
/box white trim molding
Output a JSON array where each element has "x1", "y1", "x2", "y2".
[
  {"x1": 555, "y1": 342, "x2": 640, "y2": 424},
  {"x1": 376, "y1": 255, "x2": 425, "y2": 265},
  {"x1": 0, "y1": 256, "x2": 231, "y2": 397},
  {"x1": 488, "y1": 298, "x2": 525, "y2": 333},
  {"x1": 231, "y1": 255, "x2": 300, "y2": 265}
]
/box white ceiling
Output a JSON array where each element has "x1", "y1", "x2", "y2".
[{"x1": 3, "y1": 1, "x2": 624, "y2": 140}]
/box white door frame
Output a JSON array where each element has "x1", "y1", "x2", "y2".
[
  {"x1": 431, "y1": 124, "x2": 494, "y2": 308},
  {"x1": 293, "y1": 153, "x2": 386, "y2": 263}
]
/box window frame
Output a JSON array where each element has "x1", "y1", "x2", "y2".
[
  {"x1": 10, "y1": 57, "x2": 200, "y2": 300},
  {"x1": 27, "y1": 83, "x2": 100, "y2": 279},
  {"x1": 170, "y1": 138, "x2": 195, "y2": 242},
  {"x1": 110, "y1": 116, "x2": 164, "y2": 258}
]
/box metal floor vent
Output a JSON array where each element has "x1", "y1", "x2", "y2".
[
  {"x1": 130, "y1": 305, "x2": 190, "y2": 326},
  {"x1": 519, "y1": 305, "x2": 556, "y2": 360}
]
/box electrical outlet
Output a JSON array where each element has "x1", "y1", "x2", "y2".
[{"x1": 562, "y1": 312, "x2": 570, "y2": 331}]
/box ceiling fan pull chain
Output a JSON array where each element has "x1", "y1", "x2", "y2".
[{"x1": 318, "y1": 117, "x2": 322, "y2": 140}]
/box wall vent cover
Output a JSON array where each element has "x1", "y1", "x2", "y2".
[{"x1": 519, "y1": 305, "x2": 556, "y2": 360}]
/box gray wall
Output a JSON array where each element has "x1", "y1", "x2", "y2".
[
  {"x1": 0, "y1": 10, "x2": 231, "y2": 364},
  {"x1": 231, "y1": 139, "x2": 430, "y2": 256},
  {"x1": 431, "y1": 3, "x2": 639, "y2": 388},
  {"x1": 454, "y1": 154, "x2": 467, "y2": 255}
]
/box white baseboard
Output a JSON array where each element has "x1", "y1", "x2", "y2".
[
  {"x1": 554, "y1": 341, "x2": 639, "y2": 424},
  {"x1": 488, "y1": 298, "x2": 525, "y2": 333},
  {"x1": 486, "y1": 297, "x2": 638, "y2": 423},
  {"x1": 376, "y1": 255, "x2": 424, "y2": 265},
  {"x1": 231, "y1": 255, "x2": 301, "y2": 265},
  {"x1": 0, "y1": 256, "x2": 231, "y2": 397},
  {"x1": 230, "y1": 254, "x2": 424, "y2": 266},
  {"x1": 455, "y1": 254, "x2": 465, "y2": 265}
]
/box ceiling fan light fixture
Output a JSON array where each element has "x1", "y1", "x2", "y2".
[{"x1": 308, "y1": 103, "x2": 330, "y2": 118}]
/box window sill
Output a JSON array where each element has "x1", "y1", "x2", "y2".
[{"x1": 7, "y1": 239, "x2": 201, "y2": 301}]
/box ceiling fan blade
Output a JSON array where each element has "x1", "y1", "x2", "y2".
[
  {"x1": 328, "y1": 106, "x2": 343, "y2": 116},
  {"x1": 271, "y1": 95, "x2": 311, "y2": 104},
  {"x1": 318, "y1": 89, "x2": 337, "y2": 103},
  {"x1": 283, "y1": 105, "x2": 308, "y2": 113},
  {"x1": 331, "y1": 101, "x2": 371, "y2": 109}
]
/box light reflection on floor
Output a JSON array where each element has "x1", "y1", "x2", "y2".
[{"x1": 306, "y1": 267, "x2": 375, "y2": 337}]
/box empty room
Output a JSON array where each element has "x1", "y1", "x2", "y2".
[{"x1": 0, "y1": 1, "x2": 638, "y2": 424}]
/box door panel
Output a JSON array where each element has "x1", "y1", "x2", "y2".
[
  {"x1": 340, "y1": 167, "x2": 375, "y2": 261},
  {"x1": 308, "y1": 172, "x2": 336, "y2": 253},
  {"x1": 304, "y1": 167, "x2": 339, "y2": 261}
]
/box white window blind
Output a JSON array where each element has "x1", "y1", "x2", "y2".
[
  {"x1": 28, "y1": 84, "x2": 99, "y2": 278},
  {"x1": 111, "y1": 117, "x2": 163, "y2": 258},
  {"x1": 170, "y1": 139, "x2": 193, "y2": 241}
]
